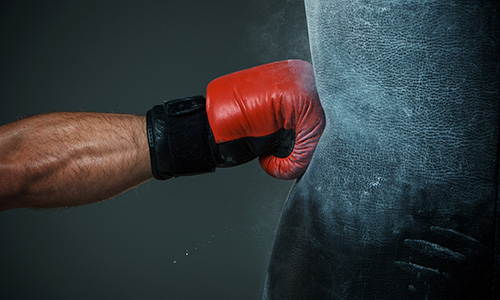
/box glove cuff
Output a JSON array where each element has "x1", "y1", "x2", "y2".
[{"x1": 146, "y1": 96, "x2": 221, "y2": 180}]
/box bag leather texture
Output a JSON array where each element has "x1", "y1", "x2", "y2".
[{"x1": 264, "y1": 1, "x2": 500, "y2": 299}]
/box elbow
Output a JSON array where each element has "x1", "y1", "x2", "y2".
[
  {"x1": 0, "y1": 164, "x2": 27, "y2": 212},
  {"x1": 0, "y1": 123, "x2": 30, "y2": 211}
]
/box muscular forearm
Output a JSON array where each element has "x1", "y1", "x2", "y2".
[{"x1": 0, "y1": 112, "x2": 152, "y2": 211}]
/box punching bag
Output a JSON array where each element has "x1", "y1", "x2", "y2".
[{"x1": 264, "y1": 1, "x2": 499, "y2": 299}]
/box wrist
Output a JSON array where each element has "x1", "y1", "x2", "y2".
[{"x1": 146, "y1": 96, "x2": 220, "y2": 180}]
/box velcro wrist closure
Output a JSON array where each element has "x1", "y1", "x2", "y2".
[{"x1": 146, "y1": 96, "x2": 220, "y2": 180}]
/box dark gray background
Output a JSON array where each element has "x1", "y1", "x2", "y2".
[{"x1": 0, "y1": 0, "x2": 310, "y2": 299}]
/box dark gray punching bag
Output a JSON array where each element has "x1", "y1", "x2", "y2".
[{"x1": 264, "y1": 1, "x2": 499, "y2": 299}]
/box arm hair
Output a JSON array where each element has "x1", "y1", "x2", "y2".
[{"x1": 0, "y1": 112, "x2": 152, "y2": 211}]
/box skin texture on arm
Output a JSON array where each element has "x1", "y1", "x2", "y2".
[{"x1": 0, "y1": 112, "x2": 153, "y2": 211}]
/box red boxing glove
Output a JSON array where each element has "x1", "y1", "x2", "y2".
[
  {"x1": 206, "y1": 60, "x2": 325, "y2": 179},
  {"x1": 147, "y1": 60, "x2": 325, "y2": 180}
]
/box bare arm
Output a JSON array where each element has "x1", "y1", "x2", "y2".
[{"x1": 0, "y1": 112, "x2": 153, "y2": 211}]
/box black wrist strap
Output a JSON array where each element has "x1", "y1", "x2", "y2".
[{"x1": 146, "y1": 96, "x2": 220, "y2": 180}]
